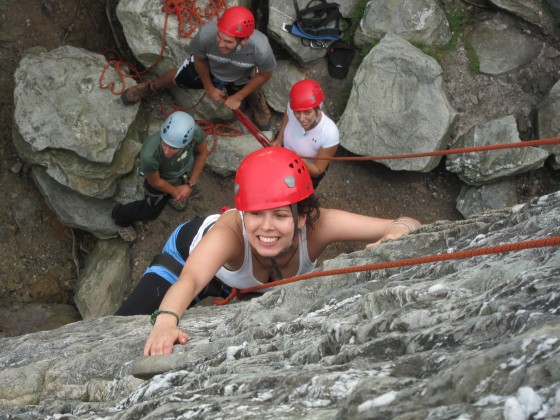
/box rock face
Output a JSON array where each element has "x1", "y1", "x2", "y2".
[
  {"x1": 74, "y1": 239, "x2": 130, "y2": 320},
  {"x1": 0, "y1": 191, "x2": 559, "y2": 418}
]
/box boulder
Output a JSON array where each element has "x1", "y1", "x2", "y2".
[
  {"x1": 338, "y1": 33, "x2": 457, "y2": 172},
  {"x1": 354, "y1": 0, "x2": 451, "y2": 47},
  {"x1": 446, "y1": 115, "x2": 549, "y2": 185}
]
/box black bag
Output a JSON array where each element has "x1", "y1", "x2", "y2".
[{"x1": 326, "y1": 40, "x2": 356, "y2": 79}]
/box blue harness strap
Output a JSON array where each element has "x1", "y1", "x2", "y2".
[{"x1": 288, "y1": 21, "x2": 341, "y2": 41}]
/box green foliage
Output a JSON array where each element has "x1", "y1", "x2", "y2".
[
  {"x1": 338, "y1": 1, "x2": 480, "y2": 75},
  {"x1": 463, "y1": 37, "x2": 480, "y2": 74},
  {"x1": 358, "y1": 39, "x2": 379, "y2": 58},
  {"x1": 339, "y1": 0, "x2": 380, "y2": 59},
  {"x1": 342, "y1": 0, "x2": 370, "y2": 43},
  {"x1": 410, "y1": 6, "x2": 480, "y2": 75},
  {"x1": 333, "y1": 82, "x2": 354, "y2": 113},
  {"x1": 447, "y1": 7, "x2": 471, "y2": 34}
]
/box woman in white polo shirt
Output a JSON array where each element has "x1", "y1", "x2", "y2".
[{"x1": 272, "y1": 79, "x2": 339, "y2": 188}]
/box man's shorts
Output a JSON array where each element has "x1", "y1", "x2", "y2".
[
  {"x1": 174, "y1": 55, "x2": 244, "y2": 95},
  {"x1": 175, "y1": 55, "x2": 205, "y2": 89}
]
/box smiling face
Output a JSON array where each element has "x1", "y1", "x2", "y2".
[
  {"x1": 294, "y1": 108, "x2": 319, "y2": 131},
  {"x1": 243, "y1": 206, "x2": 305, "y2": 257},
  {"x1": 216, "y1": 30, "x2": 245, "y2": 54}
]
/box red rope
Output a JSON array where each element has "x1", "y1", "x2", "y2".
[
  {"x1": 232, "y1": 109, "x2": 272, "y2": 148},
  {"x1": 213, "y1": 236, "x2": 560, "y2": 305},
  {"x1": 99, "y1": 1, "x2": 241, "y2": 147},
  {"x1": 99, "y1": 0, "x2": 225, "y2": 98},
  {"x1": 306, "y1": 137, "x2": 560, "y2": 162}
]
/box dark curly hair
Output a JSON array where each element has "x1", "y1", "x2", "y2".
[{"x1": 297, "y1": 194, "x2": 321, "y2": 230}]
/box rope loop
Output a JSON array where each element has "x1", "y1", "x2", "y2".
[{"x1": 213, "y1": 288, "x2": 238, "y2": 305}]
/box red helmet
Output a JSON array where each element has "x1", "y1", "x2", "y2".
[
  {"x1": 235, "y1": 147, "x2": 314, "y2": 211},
  {"x1": 289, "y1": 79, "x2": 325, "y2": 111},
  {"x1": 217, "y1": 6, "x2": 255, "y2": 38}
]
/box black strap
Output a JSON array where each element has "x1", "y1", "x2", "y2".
[
  {"x1": 150, "y1": 220, "x2": 217, "y2": 277},
  {"x1": 150, "y1": 253, "x2": 184, "y2": 277},
  {"x1": 293, "y1": 0, "x2": 301, "y2": 18},
  {"x1": 292, "y1": 0, "x2": 342, "y2": 40},
  {"x1": 203, "y1": 221, "x2": 215, "y2": 236},
  {"x1": 296, "y1": 0, "x2": 341, "y2": 27}
]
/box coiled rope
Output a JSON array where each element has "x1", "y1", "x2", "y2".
[{"x1": 99, "y1": 0, "x2": 236, "y2": 143}]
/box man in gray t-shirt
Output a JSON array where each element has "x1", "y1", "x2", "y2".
[{"x1": 121, "y1": 6, "x2": 276, "y2": 130}]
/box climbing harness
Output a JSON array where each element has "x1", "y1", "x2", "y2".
[{"x1": 283, "y1": 0, "x2": 344, "y2": 48}]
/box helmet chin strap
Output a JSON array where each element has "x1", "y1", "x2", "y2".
[{"x1": 307, "y1": 109, "x2": 321, "y2": 131}]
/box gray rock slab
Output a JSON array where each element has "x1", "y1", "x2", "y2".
[
  {"x1": 263, "y1": 60, "x2": 307, "y2": 113},
  {"x1": 13, "y1": 46, "x2": 139, "y2": 164},
  {"x1": 74, "y1": 239, "x2": 131, "y2": 319},
  {"x1": 31, "y1": 166, "x2": 119, "y2": 239},
  {"x1": 456, "y1": 180, "x2": 518, "y2": 218},
  {"x1": 206, "y1": 132, "x2": 272, "y2": 177},
  {"x1": 354, "y1": 0, "x2": 451, "y2": 47},
  {"x1": 446, "y1": 115, "x2": 549, "y2": 185},
  {"x1": 468, "y1": 16, "x2": 543, "y2": 76}
]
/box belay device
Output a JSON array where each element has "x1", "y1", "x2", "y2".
[{"x1": 282, "y1": 0, "x2": 343, "y2": 48}]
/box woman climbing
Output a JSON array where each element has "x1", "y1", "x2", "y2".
[
  {"x1": 120, "y1": 147, "x2": 420, "y2": 356},
  {"x1": 272, "y1": 79, "x2": 339, "y2": 188}
]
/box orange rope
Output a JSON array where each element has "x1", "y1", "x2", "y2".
[
  {"x1": 305, "y1": 137, "x2": 560, "y2": 162},
  {"x1": 99, "y1": 0, "x2": 225, "y2": 96},
  {"x1": 213, "y1": 236, "x2": 560, "y2": 305},
  {"x1": 99, "y1": 1, "x2": 238, "y2": 146},
  {"x1": 232, "y1": 109, "x2": 272, "y2": 148}
]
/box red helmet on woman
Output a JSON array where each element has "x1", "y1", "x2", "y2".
[
  {"x1": 289, "y1": 79, "x2": 325, "y2": 111},
  {"x1": 235, "y1": 147, "x2": 313, "y2": 211},
  {"x1": 217, "y1": 6, "x2": 255, "y2": 38}
]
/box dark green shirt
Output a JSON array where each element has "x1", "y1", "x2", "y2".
[{"x1": 140, "y1": 125, "x2": 205, "y2": 181}]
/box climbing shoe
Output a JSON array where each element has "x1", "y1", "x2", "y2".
[
  {"x1": 168, "y1": 198, "x2": 187, "y2": 211},
  {"x1": 246, "y1": 90, "x2": 271, "y2": 130},
  {"x1": 117, "y1": 225, "x2": 137, "y2": 242},
  {"x1": 120, "y1": 81, "x2": 153, "y2": 106}
]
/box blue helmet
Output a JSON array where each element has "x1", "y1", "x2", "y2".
[{"x1": 160, "y1": 111, "x2": 195, "y2": 148}]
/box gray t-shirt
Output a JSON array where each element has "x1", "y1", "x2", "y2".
[{"x1": 189, "y1": 21, "x2": 276, "y2": 85}]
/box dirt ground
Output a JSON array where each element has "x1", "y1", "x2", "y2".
[{"x1": 1, "y1": 0, "x2": 558, "y2": 336}]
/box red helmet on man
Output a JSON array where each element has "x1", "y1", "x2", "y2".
[
  {"x1": 217, "y1": 6, "x2": 255, "y2": 38},
  {"x1": 289, "y1": 79, "x2": 325, "y2": 111},
  {"x1": 235, "y1": 147, "x2": 313, "y2": 211}
]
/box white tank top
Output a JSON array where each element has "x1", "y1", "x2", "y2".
[{"x1": 190, "y1": 212, "x2": 316, "y2": 291}]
